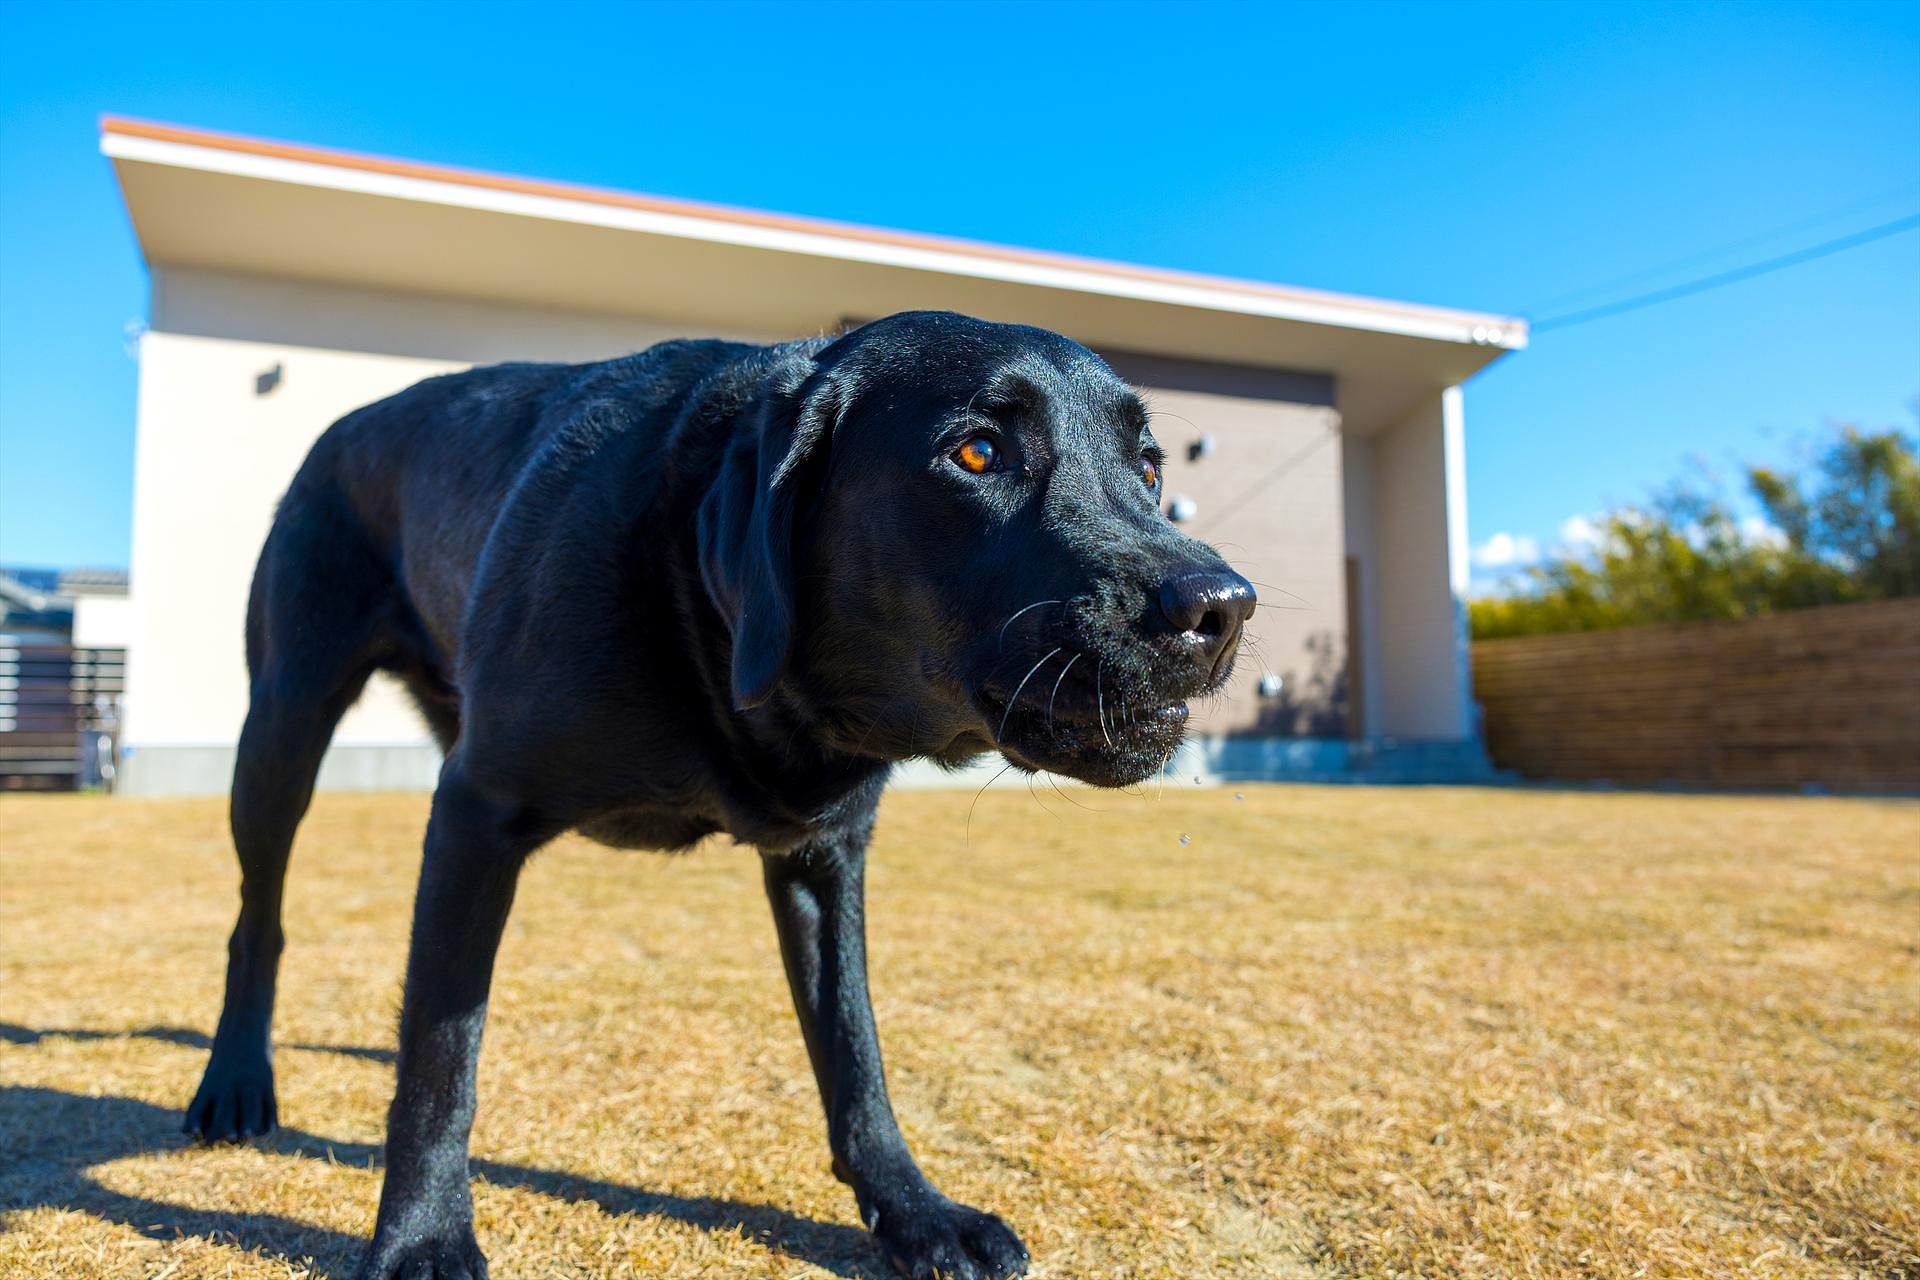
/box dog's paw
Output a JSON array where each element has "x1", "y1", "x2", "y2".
[
  {"x1": 871, "y1": 1196, "x2": 1030, "y2": 1280},
  {"x1": 356, "y1": 1228, "x2": 489, "y2": 1280},
  {"x1": 182, "y1": 1053, "x2": 277, "y2": 1141}
]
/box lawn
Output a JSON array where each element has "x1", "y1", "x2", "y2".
[{"x1": 1, "y1": 784, "x2": 1916, "y2": 1279}]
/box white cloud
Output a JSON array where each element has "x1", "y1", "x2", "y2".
[
  {"x1": 1470, "y1": 531, "x2": 1541, "y2": 570},
  {"x1": 1740, "y1": 514, "x2": 1788, "y2": 549},
  {"x1": 1557, "y1": 514, "x2": 1602, "y2": 551}
]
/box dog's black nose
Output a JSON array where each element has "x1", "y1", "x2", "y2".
[{"x1": 1156, "y1": 568, "x2": 1256, "y2": 666}]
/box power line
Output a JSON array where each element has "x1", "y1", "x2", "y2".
[
  {"x1": 1521, "y1": 183, "x2": 1920, "y2": 314},
  {"x1": 1175, "y1": 215, "x2": 1915, "y2": 523},
  {"x1": 1532, "y1": 213, "x2": 1920, "y2": 333}
]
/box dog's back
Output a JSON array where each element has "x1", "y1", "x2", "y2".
[{"x1": 246, "y1": 341, "x2": 761, "y2": 700}]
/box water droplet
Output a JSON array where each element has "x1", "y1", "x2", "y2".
[{"x1": 1178, "y1": 833, "x2": 1191, "y2": 845}]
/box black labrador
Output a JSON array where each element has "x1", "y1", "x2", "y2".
[{"x1": 182, "y1": 311, "x2": 1255, "y2": 1280}]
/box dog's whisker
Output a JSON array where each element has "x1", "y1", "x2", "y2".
[
  {"x1": 966, "y1": 759, "x2": 1017, "y2": 841},
  {"x1": 961, "y1": 383, "x2": 990, "y2": 423},
  {"x1": 996, "y1": 647, "x2": 1061, "y2": 745},
  {"x1": 1095, "y1": 660, "x2": 1113, "y2": 748},
  {"x1": 1240, "y1": 579, "x2": 1313, "y2": 609},
  {"x1": 907, "y1": 702, "x2": 927, "y2": 758},
  {"x1": 1026, "y1": 771, "x2": 1062, "y2": 822},
  {"x1": 1155, "y1": 740, "x2": 1179, "y2": 800},
  {"x1": 1046, "y1": 769, "x2": 1102, "y2": 813},
  {"x1": 996, "y1": 599, "x2": 1062, "y2": 652},
  {"x1": 1046, "y1": 652, "x2": 1082, "y2": 739}
]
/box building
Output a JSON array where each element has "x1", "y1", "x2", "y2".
[{"x1": 101, "y1": 116, "x2": 1525, "y2": 796}]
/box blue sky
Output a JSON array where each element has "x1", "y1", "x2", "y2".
[{"x1": 2, "y1": 0, "x2": 1916, "y2": 581}]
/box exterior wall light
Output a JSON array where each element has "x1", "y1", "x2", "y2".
[
  {"x1": 1258, "y1": 672, "x2": 1285, "y2": 698},
  {"x1": 1186, "y1": 435, "x2": 1215, "y2": 462},
  {"x1": 1167, "y1": 495, "x2": 1198, "y2": 523}
]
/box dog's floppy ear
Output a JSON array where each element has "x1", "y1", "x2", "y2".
[{"x1": 697, "y1": 363, "x2": 839, "y2": 711}]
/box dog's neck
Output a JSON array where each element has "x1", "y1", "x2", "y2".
[{"x1": 634, "y1": 482, "x2": 891, "y2": 851}]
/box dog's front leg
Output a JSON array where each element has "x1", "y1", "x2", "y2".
[
  {"x1": 764, "y1": 835, "x2": 1030, "y2": 1280},
  {"x1": 358, "y1": 765, "x2": 548, "y2": 1280}
]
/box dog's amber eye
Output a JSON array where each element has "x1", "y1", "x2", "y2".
[
  {"x1": 1137, "y1": 454, "x2": 1160, "y2": 488},
  {"x1": 954, "y1": 436, "x2": 999, "y2": 474}
]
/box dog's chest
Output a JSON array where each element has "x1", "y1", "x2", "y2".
[{"x1": 575, "y1": 806, "x2": 721, "y2": 852}]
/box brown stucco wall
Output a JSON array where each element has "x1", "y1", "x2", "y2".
[{"x1": 1103, "y1": 350, "x2": 1348, "y2": 738}]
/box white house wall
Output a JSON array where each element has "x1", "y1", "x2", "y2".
[
  {"x1": 71, "y1": 594, "x2": 134, "y2": 650},
  {"x1": 121, "y1": 331, "x2": 452, "y2": 794},
  {"x1": 119, "y1": 271, "x2": 764, "y2": 796},
  {"x1": 1366, "y1": 388, "x2": 1473, "y2": 740}
]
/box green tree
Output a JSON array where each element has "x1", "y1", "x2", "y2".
[
  {"x1": 1470, "y1": 424, "x2": 1918, "y2": 640},
  {"x1": 1748, "y1": 425, "x2": 1920, "y2": 602}
]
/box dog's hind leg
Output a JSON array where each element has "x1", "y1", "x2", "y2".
[{"x1": 185, "y1": 490, "x2": 390, "y2": 1142}]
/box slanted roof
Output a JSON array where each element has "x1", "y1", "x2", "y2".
[{"x1": 102, "y1": 116, "x2": 1524, "y2": 431}]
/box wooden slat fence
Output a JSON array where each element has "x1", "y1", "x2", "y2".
[
  {"x1": 0, "y1": 637, "x2": 125, "y2": 791},
  {"x1": 1470, "y1": 597, "x2": 1920, "y2": 792}
]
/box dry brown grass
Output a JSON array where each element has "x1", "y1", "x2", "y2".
[{"x1": 1, "y1": 784, "x2": 1916, "y2": 1279}]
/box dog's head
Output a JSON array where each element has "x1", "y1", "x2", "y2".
[{"x1": 700, "y1": 311, "x2": 1255, "y2": 788}]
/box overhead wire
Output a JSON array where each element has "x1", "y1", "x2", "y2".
[
  {"x1": 1531, "y1": 213, "x2": 1920, "y2": 333},
  {"x1": 1521, "y1": 183, "x2": 1920, "y2": 315},
  {"x1": 1168, "y1": 199, "x2": 1920, "y2": 528}
]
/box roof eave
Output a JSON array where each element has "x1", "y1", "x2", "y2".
[{"x1": 99, "y1": 116, "x2": 1528, "y2": 355}]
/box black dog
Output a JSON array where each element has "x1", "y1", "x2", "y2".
[{"x1": 182, "y1": 311, "x2": 1254, "y2": 1280}]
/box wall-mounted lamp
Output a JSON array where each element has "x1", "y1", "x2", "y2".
[
  {"x1": 1186, "y1": 435, "x2": 1215, "y2": 463},
  {"x1": 1167, "y1": 495, "x2": 1198, "y2": 523},
  {"x1": 256, "y1": 363, "x2": 283, "y2": 396},
  {"x1": 1257, "y1": 672, "x2": 1285, "y2": 699}
]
